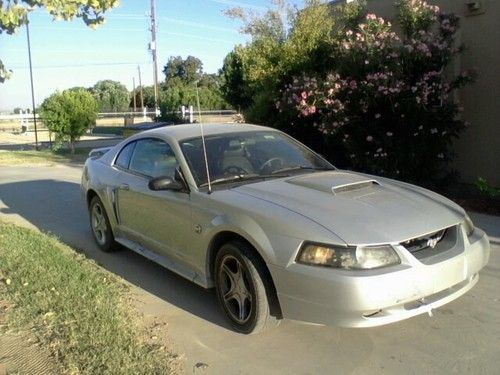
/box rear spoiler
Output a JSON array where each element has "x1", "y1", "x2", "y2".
[{"x1": 88, "y1": 147, "x2": 112, "y2": 159}]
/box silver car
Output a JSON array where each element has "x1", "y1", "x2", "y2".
[{"x1": 81, "y1": 123, "x2": 490, "y2": 334}]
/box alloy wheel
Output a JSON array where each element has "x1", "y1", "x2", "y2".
[
  {"x1": 218, "y1": 254, "x2": 253, "y2": 324},
  {"x1": 91, "y1": 202, "x2": 107, "y2": 246}
]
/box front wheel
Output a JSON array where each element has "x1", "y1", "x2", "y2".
[
  {"x1": 215, "y1": 241, "x2": 280, "y2": 334},
  {"x1": 89, "y1": 196, "x2": 119, "y2": 252}
]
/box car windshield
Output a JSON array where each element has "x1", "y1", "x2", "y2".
[{"x1": 180, "y1": 130, "x2": 335, "y2": 187}]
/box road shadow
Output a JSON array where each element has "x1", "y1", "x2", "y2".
[{"x1": 0, "y1": 178, "x2": 229, "y2": 330}]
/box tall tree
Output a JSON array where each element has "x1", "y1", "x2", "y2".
[
  {"x1": 163, "y1": 55, "x2": 203, "y2": 84},
  {"x1": 159, "y1": 56, "x2": 229, "y2": 118},
  {"x1": 92, "y1": 80, "x2": 130, "y2": 112},
  {"x1": 220, "y1": 0, "x2": 335, "y2": 124},
  {"x1": 219, "y1": 48, "x2": 251, "y2": 110},
  {"x1": 0, "y1": 0, "x2": 119, "y2": 82}
]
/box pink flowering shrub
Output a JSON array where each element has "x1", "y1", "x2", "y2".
[{"x1": 279, "y1": 0, "x2": 474, "y2": 183}]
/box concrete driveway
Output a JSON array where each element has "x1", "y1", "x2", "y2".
[{"x1": 0, "y1": 164, "x2": 499, "y2": 375}]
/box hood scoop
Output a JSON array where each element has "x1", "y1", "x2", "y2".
[
  {"x1": 332, "y1": 180, "x2": 380, "y2": 194},
  {"x1": 286, "y1": 172, "x2": 381, "y2": 195}
]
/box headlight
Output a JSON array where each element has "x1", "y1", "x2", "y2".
[
  {"x1": 463, "y1": 214, "x2": 474, "y2": 237},
  {"x1": 296, "y1": 243, "x2": 400, "y2": 270}
]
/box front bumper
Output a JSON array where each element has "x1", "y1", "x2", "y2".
[{"x1": 269, "y1": 227, "x2": 490, "y2": 327}]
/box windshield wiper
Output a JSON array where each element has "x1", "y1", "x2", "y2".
[
  {"x1": 200, "y1": 173, "x2": 288, "y2": 187},
  {"x1": 271, "y1": 165, "x2": 335, "y2": 174}
]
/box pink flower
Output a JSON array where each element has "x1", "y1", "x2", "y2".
[
  {"x1": 375, "y1": 113, "x2": 381, "y2": 119},
  {"x1": 386, "y1": 132, "x2": 393, "y2": 137},
  {"x1": 366, "y1": 136, "x2": 373, "y2": 142}
]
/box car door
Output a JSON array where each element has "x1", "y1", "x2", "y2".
[{"x1": 115, "y1": 138, "x2": 192, "y2": 265}]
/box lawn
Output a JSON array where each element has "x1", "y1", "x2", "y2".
[
  {"x1": 0, "y1": 222, "x2": 178, "y2": 374},
  {"x1": 0, "y1": 148, "x2": 91, "y2": 165},
  {"x1": 91, "y1": 126, "x2": 124, "y2": 136}
]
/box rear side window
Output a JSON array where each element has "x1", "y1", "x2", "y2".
[{"x1": 115, "y1": 142, "x2": 136, "y2": 169}]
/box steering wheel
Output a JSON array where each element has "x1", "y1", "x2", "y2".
[
  {"x1": 223, "y1": 165, "x2": 249, "y2": 175},
  {"x1": 259, "y1": 157, "x2": 285, "y2": 173}
]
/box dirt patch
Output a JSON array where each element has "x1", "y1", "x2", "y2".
[
  {"x1": 131, "y1": 293, "x2": 185, "y2": 374},
  {"x1": 0, "y1": 280, "x2": 61, "y2": 375},
  {"x1": 0, "y1": 331, "x2": 62, "y2": 375}
]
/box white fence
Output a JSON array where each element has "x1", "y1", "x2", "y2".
[{"x1": 0, "y1": 109, "x2": 238, "y2": 131}]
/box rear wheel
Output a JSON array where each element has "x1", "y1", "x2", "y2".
[
  {"x1": 215, "y1": 241, "x2": 280, "y2": 334},
  {"x1": 89, "y1": 196, "x2": 119, "y2": 252}
]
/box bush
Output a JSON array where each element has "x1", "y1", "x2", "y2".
[
  {"x1": 279, "y1": 0, "x2": 473, "y2": 185},
  {"x1": 40, "y1": 89, "x2": 98, "y2": 153}
]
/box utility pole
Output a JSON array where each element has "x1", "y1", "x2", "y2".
[
  {"x1": 26, "y1": 18, "x2": 39, "y2": 150},
  {"x1": 132, "y1": 77, "x2": 137, "y2": 112},
  {"x1": 137, "y1": 65, "x2": 144, "y2": 112},
  {"x1": 149, "y1": 0, "x2": 160, "y2": 115}
]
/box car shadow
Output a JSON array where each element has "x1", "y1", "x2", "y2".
[{"x1": 0, "y1": 178, "x2": 230, "y2": 330}]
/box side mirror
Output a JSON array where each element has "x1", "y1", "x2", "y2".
[{"x1": 148, "y1": 176, "x2": 185, "y2": 192}]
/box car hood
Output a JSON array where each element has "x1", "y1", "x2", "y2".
[{"x1": 233, "y1": 171, "x2": 464, "y2": 245}]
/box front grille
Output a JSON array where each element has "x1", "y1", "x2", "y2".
[
  {"x1": 403, "y1": 229, "x2": 447, "y2": 253},
  {"x1": 401, "y1": 226, "x2": 458, "y2": 263}
]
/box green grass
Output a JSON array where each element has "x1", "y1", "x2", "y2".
[
  {"x1": 0, "y1": 148, "x2": 91, "y2": 165},
  {"x1": 92, "y1": 126, "x2": 124, "y2": 136},
  {"x1": 0, "y1": 222, "x2": 177, "y2": 374}
]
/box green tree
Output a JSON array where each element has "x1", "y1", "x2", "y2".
[
  {"x1": 163, "y1": 56, "x2": 203, "y2": 84},
  {"x1": 130, "y1": 85, "x2": 155, "y2": 110},
  {"x1": 219, "y1": 48, "x2": 251, "y2": 111},
  {"x1": 159, "y1": 56, "x2": 229, "y2": 119},
  {"x1": 220, "y1": 0, "x2": 336, "y2": 123},
  {"x1": 0, "y1": 0, "x2": 119, "y2": 82},
  {"x1": 92, "y1": 80, "x2": 130, "y2": 112},
  {"x1": 40, "y1": 89, "x2": 97, "y2": 153}
]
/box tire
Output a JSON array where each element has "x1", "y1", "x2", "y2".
[
  {"x1": 89, "y1": 196, "x2": 119, "y2": 252},
  {"x1": 215, "y1": 241, "x2": 280, "y2": 334}
]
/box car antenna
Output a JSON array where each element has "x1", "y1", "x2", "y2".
[{"x1": 195, "y1": 81, "x2": 212, "y2": 194}]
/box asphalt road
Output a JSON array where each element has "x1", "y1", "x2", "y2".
[{"x1": 0, "y1": 164, "x2": 499, "y2": 375}]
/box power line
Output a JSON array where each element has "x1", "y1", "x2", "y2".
[
  {"x1": 205, "y1": 0, "x2": 267, "y2": 10},
  {"x1": 25, "y1": 27, "x2": 240, "y2": 44},
  {"x1": 10, "y1": 61, "x2": 149, "y2": 69}
]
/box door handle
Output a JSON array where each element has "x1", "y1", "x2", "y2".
[{"x1": 120, "y1": 183, "x2": 130, "y2": 191}]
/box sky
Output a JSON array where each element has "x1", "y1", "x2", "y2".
[{"x1": 0, "y1": 0, "x2": 302, "y2": 112}]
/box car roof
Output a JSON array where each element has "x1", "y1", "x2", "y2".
[{"x1": 138, "y1": 123, "x2": 277, "y2": 141}]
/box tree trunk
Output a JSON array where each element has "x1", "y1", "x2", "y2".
[{"x1": 70, "y1": 141, "x2": 75, "y2": 155}]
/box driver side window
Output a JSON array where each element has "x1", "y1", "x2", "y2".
[{"x1": 129, "y1": 139, "x2": 179, "y2": 179}]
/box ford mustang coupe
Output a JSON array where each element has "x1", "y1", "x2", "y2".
[{"x1": 81, "y1": 123, "x2": 490, "y2": 334}]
